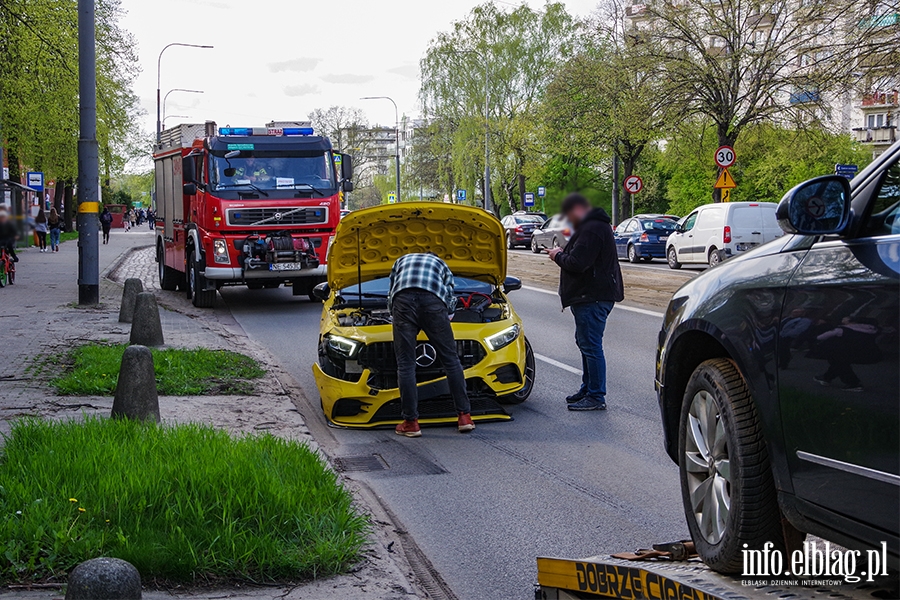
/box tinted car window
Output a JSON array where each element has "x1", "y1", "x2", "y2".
[
  {"x1": 641, "y1": 219, "x2": 678, "y2": 230},
  {"x1": 865, "y1": 159, "x2": 900, "y2": 237}
]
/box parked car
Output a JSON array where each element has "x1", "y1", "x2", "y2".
[
  {"x1": 312, "y1": 202, "x2": 535, "y2": 428},
  {"x1": 530, "y1": 214, "x2": 572, "y2": 253},
  {"x1": 513, "y1": 209, "x2": 548, "y2": 221},
  {"x1": 614, "y1": 215, "x2": 680, "y2": 262},
  {"x1": 666, "y1": 202, "x2": 784, "y2": 268},
  {"x1": 655, "y1": 141, "x2": 900, "y2": 574},
  {"x1": 340, "y1": 209, "x2": 351, "y2": 219},
  {"x1": 501, "y1": 214, "x2": 545, "y2": 249}
]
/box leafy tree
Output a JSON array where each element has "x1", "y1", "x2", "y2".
[{"x1": 419, "y1": 1, "x2": 576, "y2": 214}]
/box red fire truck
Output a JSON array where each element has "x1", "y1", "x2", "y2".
[{"x1": 153, "y1": 121, "x2": 353, "y2": 307}]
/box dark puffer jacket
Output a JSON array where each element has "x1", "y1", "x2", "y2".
[{"x1": 553, "y1": 207, "x2": 624, "y2": 308}]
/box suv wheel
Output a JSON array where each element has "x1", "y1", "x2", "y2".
[
  {"x1": 628, "y1": 244, "x2": 640, "y2": 263},
  {"x1": 679, "y1": 358, "x2": 785, "y2": 573},
  {"x1": 708, "y1": 248, "x2": 722, "y2": 267},
  {"x1": 498, "y1": 338, "x2": 535, "y2": 404},
  {"x1": 667, "y1": 246, "x2": 682, "y2": 269}
]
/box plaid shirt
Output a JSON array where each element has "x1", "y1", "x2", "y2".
[{"x1": 388, "y1": 253, "x2": 456, "y2": 313}]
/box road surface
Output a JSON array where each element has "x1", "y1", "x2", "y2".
[{"x1": 220, "y1": 285, "x2": 689, "y2": 600}]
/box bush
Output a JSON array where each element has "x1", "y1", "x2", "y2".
[{"x1": 0, "y1": 418, "x2": 367, "y2": 584}]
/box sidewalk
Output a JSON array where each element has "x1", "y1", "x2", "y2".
[{"x1": 0, "y1": 231, "x2": 419, "y2": 600}]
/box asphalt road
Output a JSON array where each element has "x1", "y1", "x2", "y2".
[
  {"x1": 510, "y1": 247, "x2": 710, "y2": 273},
  {"x1": 221, "y1": 285, "x2": 688, "y2": 600}
]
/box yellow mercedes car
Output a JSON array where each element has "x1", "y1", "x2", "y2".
[{"x1": 311, "y1": 202, "x2": 535, "y2": 428}]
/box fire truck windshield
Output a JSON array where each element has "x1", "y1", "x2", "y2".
[{"x1": 210, "y1": 151, "x2": 335, "y2": 193}]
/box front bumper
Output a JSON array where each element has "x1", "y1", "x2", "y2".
[
  {"x1": 313, "y1": 330, "x2": 527, "y2": 428},
  {"x1": 204, "y1": 265, "x2": 327, "y2": 280}
]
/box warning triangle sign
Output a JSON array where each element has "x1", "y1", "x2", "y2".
[{"x1": 714, "y1": 169, "x2": 737, "y2": 189}]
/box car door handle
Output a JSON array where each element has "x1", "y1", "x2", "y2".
[{"x1": 751, "y1": 231, "x2": 761, "y2": 235}]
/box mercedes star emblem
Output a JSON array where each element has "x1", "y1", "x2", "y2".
[{"x1": 415, "y1": 343, "x2": 438, "y2": 368}]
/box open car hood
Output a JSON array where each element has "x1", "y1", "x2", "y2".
[{"x1": 328, "y1": 202, "x2": 507, "y2": 290}]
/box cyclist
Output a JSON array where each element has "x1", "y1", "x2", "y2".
[{"x1": 0, "y1": 209, "x2": 19, "y2": 263}]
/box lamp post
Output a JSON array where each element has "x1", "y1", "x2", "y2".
[
  {"x1": 451, "y1": 50, "x2": 491, "y2": 212},
  {"x1": 361, "y1": 96, "x2": 400, "y2": 203},
  {"x1": 163, "y1": 115, "x2": 190, "y2": 127},
  {"x1": 156, "y1": 43, "x2": 213, "y2": 146},
  {"x1": 162, "y1": 88, "x2": 203, "y2": 128}
]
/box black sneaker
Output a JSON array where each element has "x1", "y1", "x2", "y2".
[
  {"x1": 566, "y1": 390, "x2": 587, "y2": 404},
  {"x1": 568, "y1": 397, "x2": 604, "y2": 411},
  {"x1": 841, "y1": 384, "x2": 863, "y2": 392}
]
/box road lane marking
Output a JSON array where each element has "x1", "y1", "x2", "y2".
[
  {"x1": 521, "y1": 285, "x2": 665, "y2": 318},
  {"x1": 534, "y1": 353, "x2": 582, "y2": 375}
]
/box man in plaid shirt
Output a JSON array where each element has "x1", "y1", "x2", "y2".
[{"x1": 389, "y1": 253, "x2": 475, "y2": 437}]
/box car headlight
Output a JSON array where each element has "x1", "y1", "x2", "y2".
[
  {"x1": 485, "y1": 324, "x2": 520, "y2": 351},
  {"x1": 212, "y1": 239, "x2": 230, "y2": 264},
  {"x1": 325, "y1": 334, "x2": 361, "y2": 358}
]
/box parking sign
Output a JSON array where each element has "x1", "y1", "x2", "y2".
[{"x1": 457, "y1": 189, "x2": 467, "y2": 202}]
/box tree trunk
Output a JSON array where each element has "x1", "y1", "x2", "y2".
[
  {"x1": 6, "y1": 148, "x2": 20, "y2": 183},
  {"x1": 621, "y1": 159, "x2": 636, "y2": 223},
  {"x1": 517, "y1": 174, "x2": 526, "y2": 210},
  {"x1": 714, "y1": 127, "x2": 737, "y2": 203},
  {"x1": 54, "y1": 183, "x2": 64, "y2": 214},
  {"x1": 64, "y1": 180, "x2": 75, "y2": 231}
]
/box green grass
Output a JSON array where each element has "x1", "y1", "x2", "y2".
[
  {"x1": 59, "y1": 231, "x2": 78, "y2": 243},
  {"x1": 50, "y1": 344, "x2": 265, "y2": 396},
  {"x1": 0, "y1": 418, "x2": 367, "y2": 584}
]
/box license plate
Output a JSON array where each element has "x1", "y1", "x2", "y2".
[
  {"x1": 659, "y1": 236, "x2": 668, "y2": 242},
  {"x1": 269, "y1": 262, "x2": 306, "y2": 271}
]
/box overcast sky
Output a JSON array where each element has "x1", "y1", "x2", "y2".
[{"x1": 121, "y1": 0, "x2": 599, "y2": 138}]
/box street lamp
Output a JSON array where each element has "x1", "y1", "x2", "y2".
[
  {"x1": 162, "y1": 88, "x2": 203, "y2": 127},
  {"x1": 360, "y1": 96, "x2": 401, "y2": 203},
  {"x1": 163, "y1": 115, "x2": 190, "y2": 126},
  {"x1": 156, "y1": 43, "x2": 213, "y2": 145},
  {"x1": 450, "y1": 50, "x2": 491, "y2": 212}
]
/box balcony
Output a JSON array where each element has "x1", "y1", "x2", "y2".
[
  {"x1": 853, "y1": 127, "x2": 897, "y2": 145},
  {"x1": 626, "y1": 3, "x2": 648, "y2": 17},
  {"x1": 861, "y1": 90, "x2": 899, "y2": 108}
]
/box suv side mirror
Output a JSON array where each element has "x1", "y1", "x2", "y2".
[
  {"x1": 312, "y1": 281, "x2": 331, "y2": 301},
  {"x1": 776, "y1": 175, "x2": 851, "y2": 236},
  {"x1": 503, "y1": 276, "x2": 522, "y2": 293}
]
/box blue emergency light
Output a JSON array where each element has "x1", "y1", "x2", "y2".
[
  {"x1": 219, "y1": 127, "x2": 257, "y2": 136},
  {"x1": 283, "y1": 127, "x2": 315, "y2": 136},
  {"x1": 219, "y1": 126, "x2": 314, "y2": 136}
]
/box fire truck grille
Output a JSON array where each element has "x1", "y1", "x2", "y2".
[{"x1": 226, "y1": 207, "x2": 328, "y2": 227}]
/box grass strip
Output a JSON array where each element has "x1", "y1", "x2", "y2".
[
  {"x1": 0, "y1": 417, "x2": 367, "y2": 584},
  {"x1": 49, "y1": 344, "x2": 265, "y2": 396}
]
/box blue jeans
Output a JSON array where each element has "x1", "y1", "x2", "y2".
[
  {"x1": 49, "y1": 228, "x2": 61, "y2": 249},
  {"x1": 571, "y1": 301, "x2": 614, "y2": 399}
]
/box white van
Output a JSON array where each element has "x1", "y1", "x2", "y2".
[{"x1": 666, "y1": 202, "x2": 783, "y2": 269}]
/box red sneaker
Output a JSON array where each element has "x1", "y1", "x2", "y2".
[
  {"x1": 458, "y1": 412, "x2": 475, "y2": 433},
  {"x1": 395, "y1": 420, "x2": 421, "y2": 437}
]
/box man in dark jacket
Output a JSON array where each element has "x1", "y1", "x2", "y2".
[{"x1": 547, "y1": 193, "x2": 624, "y2": 410}]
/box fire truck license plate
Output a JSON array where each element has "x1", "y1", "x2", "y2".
[{"x1": 270, "y1": 263, "x2": 306, "y2": 271}]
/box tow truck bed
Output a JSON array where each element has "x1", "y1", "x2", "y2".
[{"x1": 536, "y1": 555, "x2": 897, "y2": 600}]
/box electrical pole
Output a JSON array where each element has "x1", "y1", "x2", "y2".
[{"x1": 77, "y1": 0, "x2": 100, "y2": 305}]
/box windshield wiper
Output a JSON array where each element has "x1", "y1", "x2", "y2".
[
  {"x1": 288, "y1": 183, "x2": 327, "y2": 197},
  {"x1": 218, "y1": 182, "x2": 269, "y2": 197}
]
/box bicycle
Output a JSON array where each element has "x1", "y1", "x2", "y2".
[{"x1": 0, "y1": 247, "x2": 16, "y2": 287}]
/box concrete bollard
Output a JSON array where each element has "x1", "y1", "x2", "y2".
[
  {"x1": 111, "y1": 345, "x2": 160, "y2": 423},
  {"x1": 129, "y1": 292, "x2": 164, "y2": 347},
  {"x1": 118, "y1": 278, "x2": 144, "y2": 323},
  {"x1": 65, "y1": 557, "x2": 142, "y2": 600}
]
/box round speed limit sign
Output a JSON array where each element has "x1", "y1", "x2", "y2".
[
  {"x1": 715, "y1": 146, "x2": 736, "y2": 168},
  {"x1": 623, "y1": 175, "x2": 643, "y2": 194}
]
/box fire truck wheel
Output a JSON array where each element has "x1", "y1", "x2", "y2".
[
  {"x1": 189, "y1": 250, "x2": 216, "y2": 309},
  {"x1": 158, "y1": 245, "x2": 181, "y2": 291}
]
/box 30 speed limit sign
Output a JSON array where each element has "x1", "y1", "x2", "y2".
[
  {"x1": 715, "y1": 146, "x2": 736, "y2": 168},
  {"x1": 623, "y1": 175, "x2": 643, "y2": 194}
]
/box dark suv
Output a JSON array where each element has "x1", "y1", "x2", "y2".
[{"x1": 656, "y1": 142, "x2": 899, "y2": 573}]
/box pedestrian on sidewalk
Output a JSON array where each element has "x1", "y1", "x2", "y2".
[
  {"x1": 35, "y1": 209, "x2": 48, "y2": 252},
  {"x1": 547, "y1": 193, "x2": 624, "y2": 411},
  {"x1": 388, "y1": 252, "x2": 475, "y2": 438},
  {"x1": 0, "y1": 209, "x2": 19, "y2": 263},
  {"x1": 47, "y1": 208, "x2": 62, "y2": 253},
  {"x1": 100, "y1": 207, "x2": 113, "y2": 245}
]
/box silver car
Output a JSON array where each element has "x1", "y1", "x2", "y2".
[{"x1": 530, "y1": 214, "x2": 572, "y2": 253}]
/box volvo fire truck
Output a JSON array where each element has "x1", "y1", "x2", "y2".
[{"x1": 153, "y1": 121, "x2": 353, "y2": 307}]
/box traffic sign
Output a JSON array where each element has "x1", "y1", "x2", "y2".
[
  {"x1": 715, "y1": 146, "x2": 736, "y2": 169},
  {"x1": 721, "y1": 189, "x2": 732, "y2": 203},
  {"x1": 26, "y1": 171, "x2": 44, "y2": 192},
  {"x1": 834, "y1": 164, "x2": 858, "y2": 180},
  {"x1": 333, "y1": 154, "x2": 342, "y2": 166},
  {"x1": 714, "y1": 169, "x2": 737, "y2": 189},
  {"x1": 388, "y1": 192, "x2": 397, "y2": 204},
  {"x1": 537, "y1": 186, "x2": 546, "y2": 198},
  {"x1": 524, "y1": 192, "x2": 535, "y2": 207},
  {"x1": 623, "y1": 175, "x2": 643, "y2": 194},
  {"x1": 457, "y1": 189, "x2": 467, "y2": 202}
]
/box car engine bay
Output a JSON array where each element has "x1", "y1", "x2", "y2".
[{"x1": 334, "y1": 292, "x2": 508, "y2": 326}]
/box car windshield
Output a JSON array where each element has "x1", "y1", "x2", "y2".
[
  {"x1": 210, "y1": 151, "x2": 336, "y2": 192},
  {"x1": 641, "y1": 219, "x2": 678, "y2": 231},
  {"x1": 340, "y1": 276, "x2": 493, "y2": 298}
]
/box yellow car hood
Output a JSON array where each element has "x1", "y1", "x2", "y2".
[{"x1": 328, "y1": 202, "x2": 507, "y2": 289}]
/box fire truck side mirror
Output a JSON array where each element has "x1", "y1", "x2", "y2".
[
  {"x1": 340, "y1": 154, "x2": 353, "y2": 181},
  {"x1": 183, "y1": 183, "x2": 198, "y2": 196},
  {"x1": 182, "y1": 156, "x2": 196, "y2": 184},
  {"x1": 342, "y1": 180, "x2": 355, "y2": 193}
]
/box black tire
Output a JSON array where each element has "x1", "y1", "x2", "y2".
[
  {"x1": 627, "y1": 244, "x2": 641, "y2": 263},
  {"x1": 552, "y1": 236, "x2": 560, "y2": 249},
  {"x1": 708, "y1": 248, "x2": 722, "y2": 268},
  {"x1": 7, "y1": 262, "x2": 14, "y2": 285},
  {"x1": 188, "y1": 250, "x2": 216, "y2": 308},
  {"x1": 530, "y1": 236, "x2": 542, "y2": 254},
  {"x1": 678, "y1": 358, "x2": 785, "y2": 573},
  {"x1": 158, "y1": 244, "x2": 181, "y2": 291},
  {"x1": 498, "y1": 338, "x2": 535, "y2": 405},
  {"x1": 506, "y1": 233, "x2": 515, "y2": 250},
  {"x1": 667, "y1": 246, "x2": 682, "y2": 270}
]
